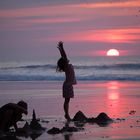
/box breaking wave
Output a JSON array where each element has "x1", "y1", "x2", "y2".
[{"x1": 0, "y1": 62, "x2": 140, "y2": 81}]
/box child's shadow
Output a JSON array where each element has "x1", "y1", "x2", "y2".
[{"x1": 63, "y1": 121, "x2": 73, "y2": 140}]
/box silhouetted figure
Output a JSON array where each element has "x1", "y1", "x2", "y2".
[
  {"x1": 57, "y1": 41, "x2": 77, "y2": 121},
  {"x1": 0, "y1": 101, "x2": 28, "y2": 132}
]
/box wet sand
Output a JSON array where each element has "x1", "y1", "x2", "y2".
[{"x1": 0, "y1": 81, "x2": 140, "y2": 140}]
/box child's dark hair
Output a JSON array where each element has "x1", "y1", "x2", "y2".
[
  {"x1": 57, "y1": 57, "x2": 67, "y2": 72},
  {"x1": 17, "y1": 100, "x2": 27, "y2": 110}
]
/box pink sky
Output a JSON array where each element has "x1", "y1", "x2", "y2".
[{"x1": 0, "y1": 0, "x2": 140, "y2": 61}]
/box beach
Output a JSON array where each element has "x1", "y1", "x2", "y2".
[
  {"x1": 1, "y1": 0, "x2": 140, "y2": 139},
  {"x1": 0, "y1": 81, "x2": 140, "y2": 140}
]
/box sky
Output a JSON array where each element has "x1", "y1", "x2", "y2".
[{"x1": 0, "y1": 0, "x2": 140, "y2": 62}]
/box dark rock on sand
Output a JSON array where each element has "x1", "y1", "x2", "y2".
[
  {"x1": 61, "y1": 126, "x2": 78, "y2": 132},
  {"x1": 73, "y1": 111, "x2": 88, "y2": 122},
  {"x1": 129, "y1": 110, "x2": 136, "y2": 115},
  {"x1": 95, "y1": 112, "x2": 112, "y2": 123},
  {"x1": 72, "y1": 111, "x2": 113, "y2": 126},
  {"x1": 47, "y1": 127, "x2": 61, "y2": 134},
  {"x1": 94, "y1": 112, "x2": 113, "y2": 126},
  {"x1": 87, "y1": 117, "x2": 95, "y2": 123},
  {"x1": 116, "y1": 118, "x2": 125, "y2": 121},
  {"x1": 47, "y1": 126, "x2": 82, "y2": 134},
  {"x1": 74, "y1": 121, "x2": 86, "y2": 127}
]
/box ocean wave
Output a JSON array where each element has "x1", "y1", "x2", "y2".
[
  {"x1": 0, "y1": 74, "x2": 139, "y2": 81},
  {"x1": 1, "y1": 63, "x2": 140, "y2": 71},
  {"x1": 74, "y1": 63, "x2": 140, "y2": 70},
  {"x1": 0, "y1": 64, "x2": 56, "y2": 70},
  {"x1": 0, "y1": 62, "x2": 140, "y2": 81}
]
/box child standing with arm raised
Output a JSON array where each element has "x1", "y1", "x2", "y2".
[{"x1": 57, "y1": 41, "x2": 77, "y2": 121}]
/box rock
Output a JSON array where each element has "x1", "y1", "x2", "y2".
[
  {"x1": 47, "y1": 127, "x2": 61, "y2": 134},
  {"x1": 74, "y1": 121, "x2": 85, "y2": 127},
  {"x1": 129, "y1": 110, "x2": 136, "y2": 115},
  {"x1": 94, "y1": 112, "x2": 113, "y2": 125},
  {"x1": 61, "y1": 126, "x2": 78, "y2": 132},
  {"x1": 116, "y1": 118, "x2": 125, "y2": 121},
  {"x1": 47, "y1": 126, "x2": 84, "y2": 135},
  {"x1": 87, "y1": 117, "x2": 95, "y2": 123},
  {"x1": 73, "y1": 111, "x2": 113, "y2": 126},
  {"x1": 96, "y1": 112, "x2": 112, "y2": 121},
  {"x1": 73, "y1": 111, "x2": 88, "y2": 122}
]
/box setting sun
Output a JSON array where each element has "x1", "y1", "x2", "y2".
[{"x1": 107, "y1": 49, "x2": 120, "y2": 56}]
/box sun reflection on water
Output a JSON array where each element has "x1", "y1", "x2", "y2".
[
  {"x1": 107, "y1": 81, "x2": 120, "y2": 100},
  {"x1": 107, "y1": 81, "x2": 121, "y2": 118},
  {"x1": 108, "y1": 92, "x2": 119, "y2": 100}
]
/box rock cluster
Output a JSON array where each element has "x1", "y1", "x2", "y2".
[
  {"x1": 73, "y1": 111, "x2": 113, "y2": 125},
  {"x1": 47, "y1": 126, "x2": 80, "y2": 134},
  {"x1": 47, "y1": 111, "x2": 113, "y2": 134}
]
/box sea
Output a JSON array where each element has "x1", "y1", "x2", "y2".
[
  {"x1": 0, "y1": 56, "x2": 140, "y2": 140},
  {"x1": 0, "y1": 56, "x2": 139, "y2": 81}
]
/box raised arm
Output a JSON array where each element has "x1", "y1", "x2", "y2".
[{"x1": 57, "y1": 41, "x2": 68, "y2": 61}]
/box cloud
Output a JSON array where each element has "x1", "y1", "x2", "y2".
[
  {"x1": 21, "y1": 17, "x2": 84, "y2": 24},
  {"x1": 0, "y1": 17, "x2": 84, "y2": 31},
  {"x1": 0, "y1": 3, "x2": 88, "y2": 31},
  {"x1": 0, "y1": 0, "x2": 139, "y2": 32},
  {"x1": 0, "y1": 4, "x2": 78, "y2": 18},
  {"x1": 1, "y1": 0, "x2": 139, "y2": 18},
  {"x1": 73, "y1": 0, "x2": 140, "y2": 8},
  {"x1": 0, "y1": 0, "x2": 139, "y2": 59},
  {"x1": 42, "y1": 28, "x2": 140, "y2": 43}
]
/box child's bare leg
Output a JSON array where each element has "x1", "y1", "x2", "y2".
[{"x1": 64, "y1": 98, "x2": 71, "y2": 120}]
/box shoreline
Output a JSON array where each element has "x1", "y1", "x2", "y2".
[{"x1": 0, "y1": 80, "x2": 140, "y2": 140}]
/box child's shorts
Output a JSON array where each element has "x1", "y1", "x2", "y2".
[{"x1": 63, "y1": 82, "x2": 74, "y2": 98}]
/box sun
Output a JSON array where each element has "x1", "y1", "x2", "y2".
[{"x1": 107, "y1": 49, "x2": 120, "y2": 56}]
